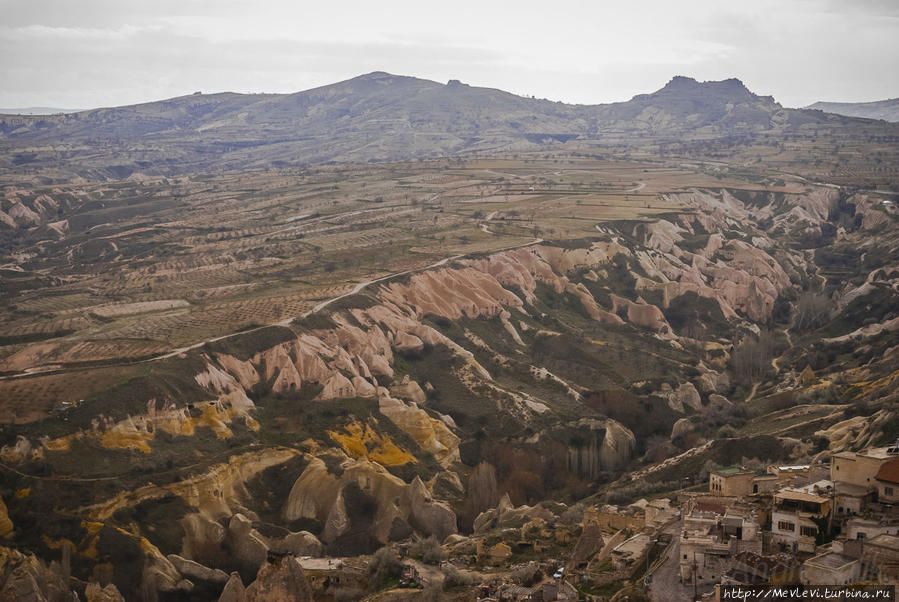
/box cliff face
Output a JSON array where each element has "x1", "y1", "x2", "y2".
[
  {"x1": 282, "y1": 451, "x2": 457, "y2": 544},
  {"x1": 0, "y1": 545, "x2": 77, "y2": 601},
  {"x1": 4, "y1": 370, "x2": 259, "y2": 461},
  {"x1": 600, "y1": 419, "x2": 637, "y2": 470},
  {"x1": 244, "y1": 555, "x2": 313, "y2": 602},
  {"x1": 0, "y1": 190, "x2": 77, "y2": 232},
  {"x1": 79, "y1": 448, "x2": 300, "y2": 522}
]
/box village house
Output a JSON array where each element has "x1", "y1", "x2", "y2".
[
  {"x1": 861, "y1": 533, "x2": 899, "y2": 566},
  {"x1": 752, "y1": 474, "x2": 779, "y2": 494},
  {"x1": 476, "y1": 541, "x2": 513, "y2": 565},
  {"x1": 767, "y1": 464, "x2": 810, "y2": 485},
  {"x1": 723, "y1": 551, "x2": 801, "y2": 586},
  {"x1": 612, "y1": 532, "x2": 653, "y2": 571},
  {"x1": 679, "y1": 506, "x2": 761, "y2": 584},
  {"x1": 845, "y1": 516, "x2": 899, "y2": 540},
  {"x1": 770, "y1": 489, "x2": 831, "y2": 553},
  {"x1": 800, "y1": 551, "x2": 860, "y2": 585},
  {"x1": 861, "y1": 533, "x2": 899, "y2": 583},
  {"x1": 875, "y1": 457, "x2": 899, "y2": 504},
  {"x1": 834, "y1": 481, "x2": 872, "y2": 516},
  {"x1": 709, "y1": 467, "x2": 754, "y2": 497},
  {"x1": 831, "y1": 447, "x2": 896, "y2": 490},
  {"x1": 638, "y1": 497, "x2": 679, "y2": 528}
]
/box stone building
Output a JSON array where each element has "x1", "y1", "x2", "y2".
[
  {"x1": 801, "y1": 552, "x2": 860, "y2": 585},
  {"x1": 875, "y1": 458, "x2": 899, "y2": 504},
  {"x1": 770, "y1": 489, "x2": 831, "y2": 553},
  {"x1": 831, "y1": 448, "x2": 896, "y2": 490},
  {"x1": 709, "y1": 467, "x2": 754, "y2": 497}
]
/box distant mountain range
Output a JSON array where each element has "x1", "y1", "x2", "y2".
[
  {"x1": 0, "y1": 107, "x2": 80, "y2": 115},
  {"x1": 806, "y1": 98, "x2": 899, "y2": 122},
  {"x1": 0, "y1": 72, "x2": 892, "y2": 176}
]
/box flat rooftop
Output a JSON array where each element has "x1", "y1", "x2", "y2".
[
  {"x1": 867, "y1": 534, "x2": 899, "y2": 551},
  {"x1": 713, "y1": 466, "x2": 752, "y2": 476},
  {"x1": 835, "y1": 481, "x2": 870, "y2": 496},
  {"x1": 613, "y1": 533, "x2": 651, "y2": 558},
  {"x1": 832, "y1": 448, "x2": 895, "y2": 460},
  {"x1": 846, "y1": 516, "x2": 899, "y2": 527},
  {"x1": 805, "y1": 552, "x2": 857, "y2": 569},
  {"x1": 835, "y1": 447, "x2": 896, "y2": 460},
  {"x1": 296, "y1": 557, "x2": 350, "y2": 571},
  {"x1": 694, "y1": 502, "x2": 727, "y2": 515},
  {"x1": 775, "y1": 490, "x2": 829, "y2": 504},
  {"x1": 862, "y1": 448, "x2": 896, "y2": 460}
]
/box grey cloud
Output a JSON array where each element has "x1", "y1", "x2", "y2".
[
  {"x1": 0, "y1": 24, "x2": 505, "y2": 106},
  {"x1": 0, "y1": 0, "x2": 896, "y2": 109}
]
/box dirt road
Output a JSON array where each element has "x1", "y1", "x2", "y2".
[{"x1": 0, "y1": 236, "x2": 545, "y2": 379}]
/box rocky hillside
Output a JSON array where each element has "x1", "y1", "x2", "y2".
[
  {"x1": 1, "y1": 72, "x2": 891, "y2": 178},
  {"x1": 0, "y1": 174, "x2": 897, "y2": 599},
  {"x1": 807, "y1": 98, "x2": 899, "y2": 122}
]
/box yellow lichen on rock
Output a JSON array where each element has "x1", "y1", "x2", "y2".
[
  {"x1": 139, "y1": 535, "x2": 161, "y2": 554},
  {"x1": 100, "y1": 425, "x2": 152, "y2": 453},
  {"x1": 377, "y1": 392, "x2": 460, "y2": 467},
  {"x1": 80, "y1": 521, "x2": 104, "y2": 560},
  {"x1": 42, "y1": 435, "x2": 72, "y2": 452},
  {"x1": 858, "y1": 369, "x2": 899, "y2": 396},
  {"x1": 41, "y1": 387, "x2": 257, "y2": 456},
  {"x1": 193, "y1": 403, "x2": 234, "y2": 439},
  {"x1": 0, "y1": 496, "x2": 12, "y2": 538},
  {"x1": 799, "y1": 364, "x2": 816, "y2": 387},
  {"x1": 327, "y1": 421, "x2": 417, "y2": 466},
  {"x1": 43, "y1": 523, "x2": 98, "y2": 561},
  {"x1": 41, "y1": 535, "x2": 76, "y2": 553}
]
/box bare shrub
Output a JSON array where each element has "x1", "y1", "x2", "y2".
[{"x1": 410, "y1": 536, "x2": 445, "y2": 565}]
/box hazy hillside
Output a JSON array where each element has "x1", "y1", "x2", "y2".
[
  {"x1": 807, "y1": 98, "x2": 899, "y2": 122},
  {"x1": 0, "y1": 72, "x2": 884, "y2": 178},
  {"x1": 0, "y1": 107, "x2": 81, "y2": 115}
]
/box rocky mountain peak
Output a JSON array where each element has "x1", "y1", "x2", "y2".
[
  {"x1": 663, "y1": 75, "x2": 700, "y2": 89},
  {"x1": 655, "y1": 75, "x2": 754, "y2": 100}
]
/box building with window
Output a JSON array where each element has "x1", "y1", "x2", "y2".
[
  {"x1": 876, "y1": 457, "x2": 899, "y2": 504},
  {"x1": 831, "y1": 447, "x2": 896, "y2": 490},
  {"x1": 834, "y1": 481, "x2": 872, "y2": 516},
  {"x1": 770, "y1": 489, "x2": 831, "y2": 553},
  {"x1": 679, "y1": 507, "x2": 761, "y2": 583},
  {"x1": 751, "y1": 474, "x2": 779, "y2": 494},
  {"x1": 709, "y1": 467, "x2": 754, "y2": 497}
]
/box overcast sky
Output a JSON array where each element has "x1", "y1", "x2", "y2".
[{"x1": 2, "y1": 0, "x2": 898, "y2": 110}]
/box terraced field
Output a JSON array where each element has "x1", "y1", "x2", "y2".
[{"x1": 0, "y1": 154, "x2": 874, "y2": 416}]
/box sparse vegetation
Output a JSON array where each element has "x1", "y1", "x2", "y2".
[{"x1": 1, "y1": 87, "x2": 897, "y2": 601}]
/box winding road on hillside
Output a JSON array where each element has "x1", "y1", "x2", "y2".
[
  {"x1": 745, "y1": 382, "x2": 760, "y2": 402},
  {"x1": 0, "y1": 235, "x2": 545, "y2": 379},
  {"x1": 151, "y1": 233, "x2": 546, "y2": 361},
  {"x1": 0, "y1": 178, "x2": 656, "y2": 381}
]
